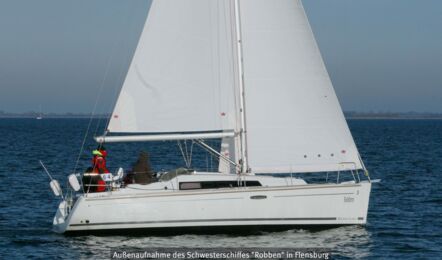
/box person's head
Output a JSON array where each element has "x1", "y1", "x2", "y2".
[
  {"x1": 92, "y1": 150, "x2": 103, "y2": 157},
  {"x1": 96, "y1": 144, "x2": 107, "y2": 157}
]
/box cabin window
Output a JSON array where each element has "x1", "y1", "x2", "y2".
[
  {"x1": 179, "y1": 182, "x2": 202, "y2": 190},
  {"x1": 179, "y1": 181, "x2": 261, "y2": 190}
]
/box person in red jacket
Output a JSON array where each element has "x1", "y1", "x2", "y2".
[
  {"x1": 98, "y1": 145, "x2": 108, "y2": 163},
  {"x1": 92, "y1": 151, "x2": 108, "y2": 173},
  {"x1": 92, "y1": 147, "x2": 109, "y2": 192}
]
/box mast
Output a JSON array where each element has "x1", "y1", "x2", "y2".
[{"x1": 233, "y1": 0, "x2": 249, "y2": 173}]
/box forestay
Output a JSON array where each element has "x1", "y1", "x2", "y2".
[
  {"x1": 239, "y1": 0, "x2": 362, "y2": 173},
  {"x1": 107, "y1": 0, "x2": 236, "y2": 134}
]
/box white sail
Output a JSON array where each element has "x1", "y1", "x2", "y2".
[
  {"x1": 239, "y1": 0, "x2": 362, "y2": 173},
  {"x1": 108, "y1": 0, "x2": 236, "y2": 133}
]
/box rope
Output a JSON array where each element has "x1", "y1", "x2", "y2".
[
  {"x1": 188, "y1": 141, "x2": 194, "y2": 167},
  {"x1": 177, "y1": 140, "x2": 194, "y2": 168},
  {"x1": 91, "y1": 46, "x2": 116, "y2": 137},
  {"x1": 72, "y1": 1, "x2": 139, "y2": 176},
  {"x1": 177, "y1": 141, "x2": 188, "y2": 168},
  {"x1": 184, "y1": 140, "x2": 189, "y2": 164},
  {"x1": 103, "y1": 1, "x2": 138, "y2": 134},
  {"x1": 72, "y1": 25, "x2": 122, "y2": 176},
  {"x1": 72, "y1": 52, "x2": 114, "y2": 174}
]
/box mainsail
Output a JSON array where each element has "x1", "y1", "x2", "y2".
[{"x1": 107, "y1": 0, "x2": 236, "y2": 134}]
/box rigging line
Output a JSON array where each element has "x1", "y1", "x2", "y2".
[
  {"x1": 72, "y1": 20, "x2": 123, "y2": 176},
  {"x1": 188, "y1": 141, "x2": 194, "y2": 167},
  {"x1": 92, "y1": 32, "x2": 121, "y2": 137},
  {"x1": 184, "y1": 140, "x2": 189, "y2": 165},
  {"x1": 103, "y1": 1, "x2": 139, "y2": 134},
  {"x1": 184, "y1": 140, "x2": 194, "y2": 168},
  {"x1": 177, "y1": 141, "x2": 190, "y2": 168},
  {"x1": 177, "y1": 141, "x2": 184, "y2": 164},
  {"x1": 186, "y1": 140, "x2": 192, "y2": 167},
  {"x1": 210, "y1": 150, "x2": 213, "y2": 171},
  {"x1": 93, "y1": 2, "x2": 137, "y2": 137},
  {"x1": 184, "y1": 141, "x2": 190, "y2": 167},
  {"x1": 73, "y1": 49, "x2": 111, "y2": 176},
  {"x1": 206, "y1": 152, "x2": 209, "y2": 172}
]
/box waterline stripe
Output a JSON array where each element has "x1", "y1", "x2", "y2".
[{"x1": 70, "y1": 217, "x2": 337, "y2": 227}]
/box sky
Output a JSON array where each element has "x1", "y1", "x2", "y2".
[{"x1": 0, "y1": 0, "x2": 441, "y2": 114}]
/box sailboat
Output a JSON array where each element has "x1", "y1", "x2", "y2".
[
  {"x1": 52, "y1": 0, "x2": 375, "y2": 234},
  {"x1": 36, "y1": 105, "x2": 43, "y2": 120}
]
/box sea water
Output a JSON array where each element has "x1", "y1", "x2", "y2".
[{"x1": 0, "y1": 119, "x2": 441, "y2": 259}]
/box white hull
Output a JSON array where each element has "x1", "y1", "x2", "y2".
[
  {"x1": 50, "y1": 0, "x2": 374, "y2": 236},
  {"x1": 54, "y1": 174, "x2": 371, "y2": 234}
]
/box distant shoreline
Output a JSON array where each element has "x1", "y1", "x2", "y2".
[
  {"x1": 0, "y1": 114, "x2": 108, "y2": 119},
  {"x1": 0, "y1": 116, "x2": 108, "y2": 119},
  {"x1": 346, "y1": 116, "x2": 442, "y2": 120},
  {"x1": 1, "y1": 113, "x2": 442, "y2": 120}
]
